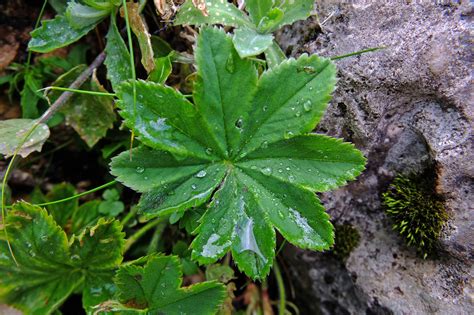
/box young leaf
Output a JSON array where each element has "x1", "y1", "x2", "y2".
[
  {"x1": 174, "y1": 0, "x2": 253, "y2": 28},
  {"x1": 66, "y1": 1, "x2": 111, "y2": 29},
  {"x1": 0, "y1": 119, "x2": 50, "y2": 158},
  {"x1": 28, "y1": 15, "x2": 98, "y2": 53},
  {"x1": 147, "y1": 56, "x2": 172, "y2": 84},
  {"x1": 105, "y1": 14, "x2": 133, "y2": 91},
  {"x1": 111, "y1": 27, "x2": 365, "y2": 279},
  {"x1": 0, "y1": 202, "x2": 125, "y2": 314},
  {"x1": 264, "y1": 40, "x2": 286, "y2": 68},
  {"x1": 108, "y1": 255, "x2": 226, "y2": 314},
  {"x1": 232, "y1": 27, "x2": 274, "y2": 58},
  {"x1": 272, "y1": 0, "x2": 315, "y2": 32},
  {"x1": 246, "y1": 0, "x2": 273, "y2": 25}
]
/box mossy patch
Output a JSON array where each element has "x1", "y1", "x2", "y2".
[
  {"x1": 332, "y1": 223, "x2": 361, "y2": 261},
  {"x1": 382, "y1": 174, "x2": 448, "y2": 258}
]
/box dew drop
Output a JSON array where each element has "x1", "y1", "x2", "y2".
[
  {"x1": 196, "y1": 170, "x2": 207, "y2": 178},
  {"x1": 71, "y1": 254, "x2": 80, "y2": 261},
  {"x1": 191, "y1": 184, "x2": 197, "y2": 190},
  {"x1": 261, "y1": 167, "x2": 272, "y2": 175},
  {"x1": 295, "y1": 111, "x2": 301, "y2": 117},
  {"x1": 225, "y1": 54, "x2": 235, "y2": 73},
  {"x1": 261, "y1": 141, "x2": 269, "y2": 149},
  {"x1": 303, "y1": 100, "x2": 313, "y2": 111},
  {"x1": 205, "y1": 147, "x2": 213, "y2": 155},
  {"x1": 284, "y1": 131, "x2": 294, "y2": 139},
  {"x1": 235, "y1": 118, "x2": 243, "y2": 129},
  {"x1": 263, "y1": 106, "x2": 268, "y2": 112},
  {"x1": 288, "y1": 175, "x2": 295, "y2": 183},
  {"x1": 135, "y1": 166, "x2": 145, "y2": 174}
]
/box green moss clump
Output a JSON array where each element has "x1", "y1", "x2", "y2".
[
  {"x1": 332, "y1": 223, "x2": 361, "y2": 261},
  {"x1": 382, "y1": 175, "x2": 448, "y2": 258}
]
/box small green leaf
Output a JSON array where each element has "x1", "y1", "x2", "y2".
[
  {"x1": 272, "y1": 0, "x2": 314, "y2": 31},
  {"x1": 0, "y1": 119, "x2": 50, "y2": 158},
  {"x1": 232, "y1": 27, "x2": 274, "y2": 58},
  {"x1": 105, "y1": 14, "x2": 133, "y2": 91},
  {"x1": 66, "y1": 1, "x2": 110, "y2": 29},
  {"x1": 174, "y1": 0, "x2": 253, "y2": 28},
  {"x1": 147, "y1": 56, "x2": 172, "y2": 84},
  {"x1": 256, "y1": 7, "x2": 284, "y2": 33},
  {"x1": 20, "y1": 73, "x2": 42, "y2": 118},
  {"x1": 264, "y1": 40, "x2": 286, "y2": 68},
  {"x1": 112, "y1": 255, "x2": 226, "y2": 313},
  {"x1": 28, "y1": 15, "x2": 97, "y2": 53},
  {"x1": 246, "y1": 0, "x2": 273, "y2": 25}
]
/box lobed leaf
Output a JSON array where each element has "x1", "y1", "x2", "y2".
[
  {"x1": 109, "y1": 255, "x2": 226, "y2": 314},
  {"x1": 0, "y1": 202, "x2": 125, "y2": 314}
]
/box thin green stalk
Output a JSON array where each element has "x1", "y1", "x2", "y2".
[
  {"x1": 121, "y1": 0, "x2": 137, "y2": 157},
  {"x1": 331, "y1": 47, "x2": 385, "y2": 60},
  {"x1": 25, "y1": 0, "x2": 48, "y2": 71},
  {"x1": 7, "y1": 180, "x2": 117, "y2": 209},
  {"x1": 124, "y1": 218, "x2": 165, "y2": 252},
  {"x1": 273, "y1": 260, "x2": 286, "y2": 315},
  {"x1": 120, "y1": 205, "x2": 138, "y2": 226},
  {"x1": 40, "y1": 86, "x2": 116, "y2": 97}
]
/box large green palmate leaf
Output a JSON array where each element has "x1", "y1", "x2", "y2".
[
  {"x1": 95, "y1": 255, "x2": 226, "y2": 314},
  {"x1": 110, "y1": 27, "x2": 366, "y2": 279},
  {"x1": 0, "y1": 202, "x2": 125, "y2": 314}
]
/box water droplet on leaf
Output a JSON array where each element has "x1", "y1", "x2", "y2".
[
  {"x1": 136, "y1": 166, "x2": 145, "y2": 173},
  {"x1": 261, "y1": 167, "x2": 272, "y2": 175},
  {"x1": 196, "y1": 170, "x2": 207, "y2": 178},
  {"x1": 303, "y1": 100, "x2": 313, "y2": 111}
]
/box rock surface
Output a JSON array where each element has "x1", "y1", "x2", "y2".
[{"x1": 278, "y1": 1, "x2": 473, "y2": 314}]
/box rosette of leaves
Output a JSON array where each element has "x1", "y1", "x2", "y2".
[
  {"x1": 175, "y1": 0, "x2": 315, "y2": 65},
  {"x1": 110, "y1": 27, "x2": 365, "y2": 279}
]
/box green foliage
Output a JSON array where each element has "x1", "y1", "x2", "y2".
[
  {"x1": 48, "y1": 65, "x2": 116, "y2": 147},
  {"x1": 99, "y1": 189, "x2": 125, "y2": 217},
  {"x1": 28, "y1": 1, "x2": 119, "y2": 53},
  {"x1": 94, "y1": 255, "x2": 226, "y2": 314},
  {"x1": 0, "y1": 119, "x2": 50, "y2": 158},
  {"x1": 0, "y1": 202, "x2": 125, "y2": 314},
  {"x1": 382, "y1": 175, "x2": 448, "y2": 258},
  {"x1": 175, "y1": 0, "x2": 314, "y2": 63},
  {"x1": 110, "y1": 27, "x2": 366, "y2": 279},
  {"x1": 332, "y1": 223, "x2": 361, "y2": 261}
]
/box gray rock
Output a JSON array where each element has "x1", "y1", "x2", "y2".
[{"x1": 278, "y1": 1, "x2": 473, "y2": 314}]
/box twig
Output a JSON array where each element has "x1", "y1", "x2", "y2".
[{"x1": 38, "y1": 51, "x2": 106, "y2": 124}]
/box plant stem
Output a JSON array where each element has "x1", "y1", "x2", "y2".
[
  {"x1": 120, "y1": 205, "x2": 138, "y2": 226},
  {"x1": 38, "y1": 51, "x2": 106, "y2": 124},
  {"x1": 41, "y1": 86, "x2": 115, "y2": 97},
  {"x1": 25, "y1": 180, "x2": 117, "y2": 208},
  {"x1": 273, "y1": 260, "x2": 286, "y2": 315},
  {"x1": 124, "y1": 218, "x2": 165, "y2": 252},
  {"x1": 330, "y1": 47, "x2": 385, "y2": 60}
]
